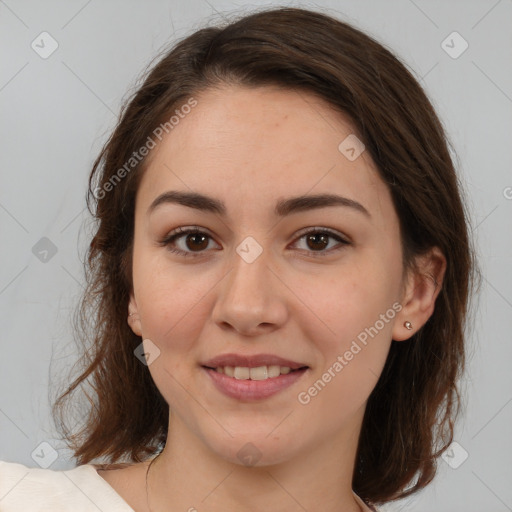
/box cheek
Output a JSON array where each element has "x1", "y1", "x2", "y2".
[
  {"x1": 295, "y1": 261, "x2": 399, "y2": 404},
  {"x1": 295, "y1": 281, "x2": 396, "y2": 430},
  {"x1": 299, "y1": 262, "x2": 399, "y2": 346},
  {"x1": 132, "y1": 261, "x2": 217, "y2": 410},
  {"x1": 132, "y1": 247, "x2": 213, "y2": 357}
]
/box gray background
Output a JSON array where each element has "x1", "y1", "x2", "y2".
[{"x1": 1, "y1": 1, "x2": 511, "y2": 511}]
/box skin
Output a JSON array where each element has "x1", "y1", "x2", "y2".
[{"x1": 97, "y1": 85, "x2": 446, "y2": 512}]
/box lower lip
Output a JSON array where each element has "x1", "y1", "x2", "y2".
[{"x1": 202, "y1": 366, "x2": 308, "y2": 401}]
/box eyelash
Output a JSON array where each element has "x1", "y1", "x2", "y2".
[{"x1": 159, "y1": 226, "x2": 351, "y2": 259}]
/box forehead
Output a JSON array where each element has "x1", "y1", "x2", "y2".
[{"x1": 137, "y1": 85, "x2": 395, "y2": 227}]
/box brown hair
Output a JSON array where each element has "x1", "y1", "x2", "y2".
[{"x1": 52, "y1": 6, "x2": 479, "y2": 506}]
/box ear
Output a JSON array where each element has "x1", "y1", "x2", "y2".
[
  {"x1": 127, "y1": 292, "x2": 143, "y2": 337},
  {"x1": 392, "y1": 246, "x2": 446, "y2": 341}
]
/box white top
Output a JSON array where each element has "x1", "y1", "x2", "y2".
[{"x1": 0, "y1": 460, "x2": 379, "y2": 511}]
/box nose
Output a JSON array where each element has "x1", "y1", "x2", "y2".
[{"x1": 211, "y1": 245, "x2": 288, "y2": 337}]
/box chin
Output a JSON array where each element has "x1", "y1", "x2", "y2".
[{"x1": 206, "y1": 431, "x2": 303, "y2": 468}]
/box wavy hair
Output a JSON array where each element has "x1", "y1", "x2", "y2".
[{"x1": 52, "y1": 6, "x2": 479, "y2": 506}]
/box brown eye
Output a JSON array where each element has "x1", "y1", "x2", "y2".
[
  {"x1": 184, "y1": 232, "x2": 209, "y2": 251},
  {"x1": 292, "y1": 228, "x2": 350, "y2": 257},
  {"x1": 305, "y1": 233, "x2": 330, "y2": 251},
  {"x1": 160, "y1": 227, "x2": 218, "y2": 258},
  {"x1": 160, "y1": 226, "x2": 350, "y2": 259}
]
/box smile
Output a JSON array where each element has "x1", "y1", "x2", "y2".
[
  {"x1": 202, "y1": 365, "x2": 309, "y2": 400},
  {"x1": 208, "y1": 365, "x2": 300, "y2": 380}
]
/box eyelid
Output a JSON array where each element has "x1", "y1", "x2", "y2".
[
  {"x1": 159, "y1": 226, "x2": 219, "y2": 258},
  {"x1": 293, "y1": 226, "x2": 351, "y2": 244},
  {"x1": 290, "y1": 227, "x2": 351, "y2": 258},
  {"x1": 159, "y1": 225, "x2": 351, "y2": 258}
]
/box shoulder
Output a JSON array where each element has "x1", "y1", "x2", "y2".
[
  {"x1": 353, "y1": 491, "x2": 390, "y2": 512},
  {"x1": 0, "y1": 460, "x2": 135, "y2": 511}
]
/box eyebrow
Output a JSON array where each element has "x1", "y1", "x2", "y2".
[{"x1": 148, "y1": 190, "x2": 371, "y2": 218}]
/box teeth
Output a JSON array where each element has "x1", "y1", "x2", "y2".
[
  {"x1": 214, "y1": 365, "x2": 297, "y2": 380},
  {"x1": 234, "y1": 366, "x2": 250, "y2": 380}
]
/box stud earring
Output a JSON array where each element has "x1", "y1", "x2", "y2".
[{"x1": 404, "y1": 321, "x2": 413, "y2": 330}]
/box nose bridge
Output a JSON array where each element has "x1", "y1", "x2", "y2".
[
  {"x1": 225, "y1": 240, "x2": 272, "y2": 307},
  {"x1": 212, "y1": 237, "x2": 286, "y2": 333}
]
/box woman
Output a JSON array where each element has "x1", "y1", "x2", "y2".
[{"x1": 0, "y1": 6, "x2": 477, "y2": 512}]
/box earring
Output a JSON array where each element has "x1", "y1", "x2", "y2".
[{"x1": 404, "y1": 321, "x2": 413, "y2": 330}]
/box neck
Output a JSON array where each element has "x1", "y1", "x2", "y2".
[{"x1": 145, "y1": 414, "x2": 364, "y2": 512}]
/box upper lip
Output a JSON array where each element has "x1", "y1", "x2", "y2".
[{"x1": 202, "y1": 353, "x2": 308, "y2": 370}]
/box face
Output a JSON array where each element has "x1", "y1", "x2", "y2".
[{"x1": 128, "y1": 85, "x2": 408, "y2": 466}]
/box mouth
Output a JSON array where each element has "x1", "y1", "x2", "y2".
[
  {"x1": 201, "y1": 364, "x2": 308, "y2": 381},
  {"x1": 200, "y1": 353, "x2": 309, "y2": 401},
  {"x1": 201, "y1": 352, "x2": 309, "y2": 379}
]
